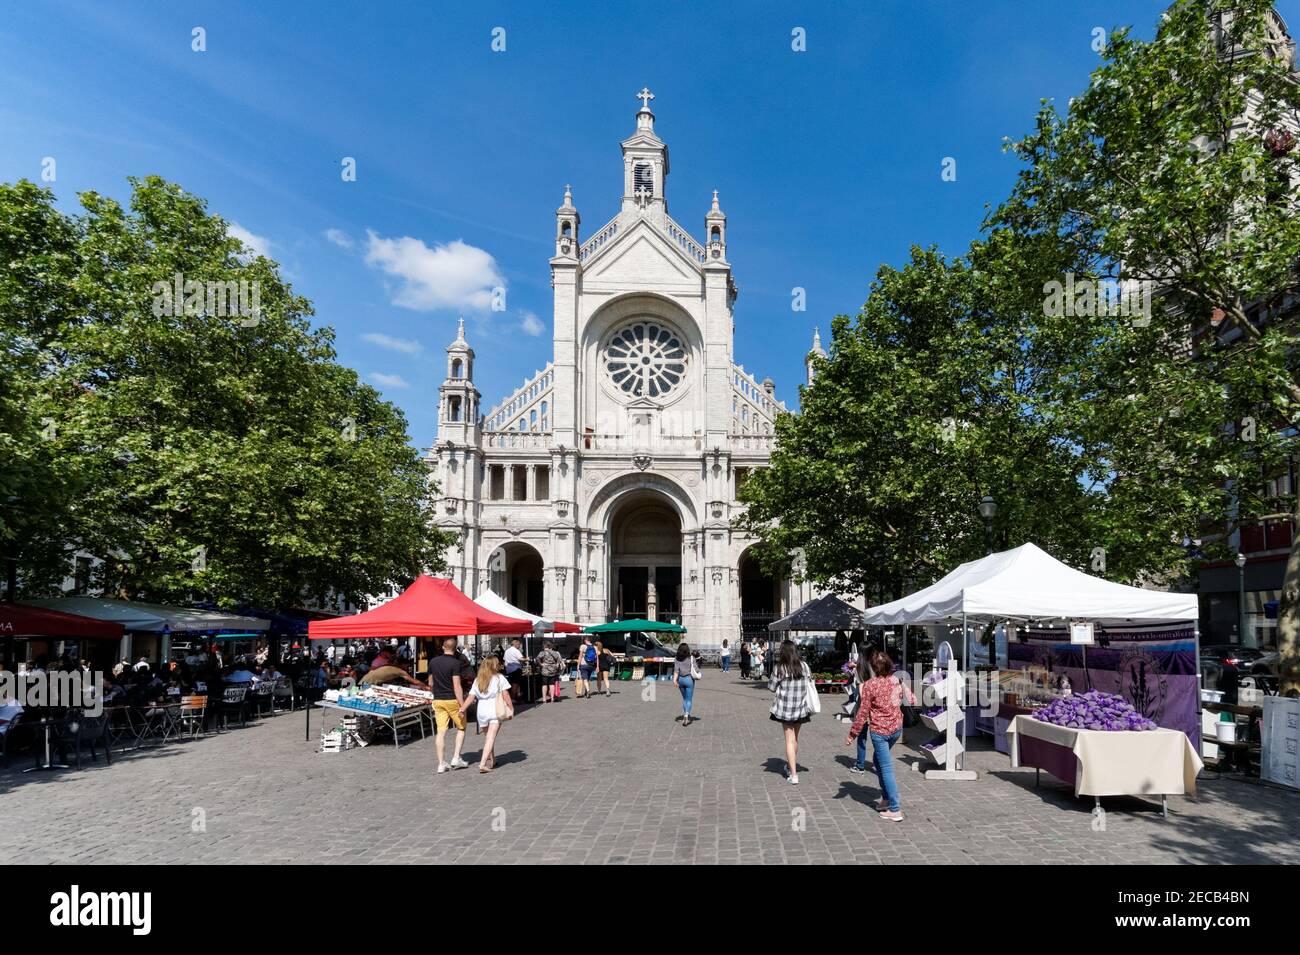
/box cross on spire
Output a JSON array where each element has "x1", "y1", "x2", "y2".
[{"x1": 636, "y1": 87, "x2": 655, "y2": 111}]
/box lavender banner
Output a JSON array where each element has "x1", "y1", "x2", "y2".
[{"x1": 1007, "y1": 627, "x2": 1199, "y2": 745}]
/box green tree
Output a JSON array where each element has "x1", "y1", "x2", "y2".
[
  {"x1": 993, "y1": 0, "x2": 1300, "y2": 691},
  {"x1": 3, "y1": 176, "x2": 452, "y2": 609},
  {"x1": 739, "y1": 239, "x2": 1097, "y2": 602}
]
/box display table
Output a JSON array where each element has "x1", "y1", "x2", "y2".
[
  {"x1": 1005, "y1": 715, "x2": 1202, "y2": 816},
  {"x1": 314, "y1": 700, "x2": 429, "y2": 751}
]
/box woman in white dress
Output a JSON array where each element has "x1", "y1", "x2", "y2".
[{"x1": 459, "y1": 656, "x2": 513, "y2": 773}]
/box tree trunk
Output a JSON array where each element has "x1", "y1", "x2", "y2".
[{"x1": 1277, "y1": 494, "x2": 1300, "y2": 697}]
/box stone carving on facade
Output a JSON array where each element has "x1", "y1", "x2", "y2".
[{"x1": 632, "y1": 453, "x2": 653, "y2": 471}]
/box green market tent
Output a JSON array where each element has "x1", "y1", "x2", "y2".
[{"x1": 583, "y1": 618, "x2": 687, "y2": 634}]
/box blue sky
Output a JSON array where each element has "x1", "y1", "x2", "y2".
[{"x1": 5, "y1": 1, "x2": 1296, "y2": 446}]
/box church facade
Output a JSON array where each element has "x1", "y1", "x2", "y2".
[{"x1": 428, "y1": 92, "x2": 821, "y2": 646}]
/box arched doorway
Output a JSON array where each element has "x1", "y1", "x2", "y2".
[
  {"x1": 739, "y1": 547, "x2": 779, "y2": 637},
  {"x1": 488, "y1": 542, "x2": 545, "y2": 616},
  {"x1": 608, "y1": 492, "x2": 682, "y2": 622}
]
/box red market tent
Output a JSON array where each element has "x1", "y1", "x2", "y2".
[
  {"x1": 306, "y1": 576, "x2": 537, "y2": 639},
  {"x1": 0, "y1": 602, "x2": 125, "y2": 640}
]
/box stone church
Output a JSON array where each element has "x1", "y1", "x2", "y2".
[{"x1": 428, "y1": 91, "x2": 823, "y2": 646}]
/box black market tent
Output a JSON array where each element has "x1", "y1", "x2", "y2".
[{"x1": 767, "y1": 594, "x2": 863, "y2": 632}]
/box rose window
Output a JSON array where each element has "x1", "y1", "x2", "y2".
[{"x1": 603, "y1": 321, "x2": 688, "y2": 399}]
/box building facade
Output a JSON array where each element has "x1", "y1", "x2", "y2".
[{"x1": 428, "y1": 92, "x2": 820, "y2": 645}]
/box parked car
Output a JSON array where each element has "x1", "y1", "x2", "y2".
[{"x1": 1200, "y1": 644, "x2": 1269, "y2": 702}]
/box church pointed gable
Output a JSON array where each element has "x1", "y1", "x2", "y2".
[{"x1": 581, "y1": 221, "x2": 701, "y2": 291}]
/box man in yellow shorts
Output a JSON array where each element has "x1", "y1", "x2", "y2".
[{"x1": 429, "y1": 636, "x2": 469, "y2": 773}]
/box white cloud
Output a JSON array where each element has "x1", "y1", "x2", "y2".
[
  {"x1": 520, "y1": 311, "x2": 545, "y2": 337},
  {"x1": 361, "y1": 332, "x2": 423, "y2": 355},
  {"x1": 324, "y1": 228, "x2": 354, "y2": 249},
  {"x1": 367, "y1": 372, "x2": 410, "y2": 389},
  {"x1": 363, "y1": 230, "x2": 504, "y2": 312},
  {"x1": 227, "y1": 222, "x2": 273, "y2": 260}
]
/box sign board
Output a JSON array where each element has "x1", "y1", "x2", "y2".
[{"x1": 1069, "y1": 621, "x2": 1095, "y2": 645}]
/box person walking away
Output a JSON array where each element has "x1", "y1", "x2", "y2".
[
  {"x1": 720, "y1": 639, "x2": 731, "y2": 673},
  {"x1": 751, "y1": 641, "x2": 766, "y2": 682},
  {"x1": 578, "y1": 636, "x2": 598, "y2": 699},
  {"x1": 672, "y1": 643, "x2": 701, "y2": 725},
  {"x1": 503, "y1": 637, "x2": 525, "y2": 701},
  {"x1": 739, "y1": 640, "x2": 751, "y2": 680},
  {"x1": 429, "y1": 637, "x2": 470, "y2": 774},
  {"x1": 845, "y1": 650, "x2": 916, "y2": 822},
  {"x1": 596, "y1": 641, "x2": 615, "y2": 696},
  {"x1": 536, "y1": 641, "x2": 564, "y2": 703},
  {"x1": 768, "y1": 639, "x2": 813, "y2": 784},
  {"x1": 460, "y1": 656, "x2": 513, "y2": 773}
]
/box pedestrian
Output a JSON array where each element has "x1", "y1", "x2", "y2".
[
  {"x1": 768, "y1": 639, "x2": 813, "y2": 785},
  {"x1": 503, "y1": 637, "x2": 525, "y2": 701},
  {"x1": 845, "y1": 649, "x2": 917, "y2": 822},
  {"x1": 739, "y1": 640, "x2": 751, "y2": 679},
  {"x1": 672, "y1": 642, "x2": 701, "y2": 726},
  {"x1": 751, "y1": 640, "x2": 766, "y2": 681},
  {"x1": 577, "y1": 635, "x2": 598, "y2": 699},
  {"x1": 720, "y1": 639, "x2": 731, "y2": 673},
  {"x1": 536, "y1": 640, "x2": 564, "y2": 703},
  {"x1": 460, "y1": 656, "x2": 513, "y2": 773},
  {"x1": 429, "y1": 636, "x2": 470, "y2": 774},
  {"x1": 595, "y1": 641, "x2": 614, "y2": 696}
]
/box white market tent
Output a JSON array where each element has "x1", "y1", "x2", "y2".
[
  {"x1": 861, "y1": 543, "x2": 1197, "y2": 628},
  {"x1": 473, "y1": 589, "x2": 563, "y2": 632},
  {"x1": 25, "y1": 596, "x2": 270, "y2": 633}
]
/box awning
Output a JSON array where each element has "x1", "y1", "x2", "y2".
[
  {"x1": 307, "y1": 575, "x2": 535, "y2": 639},
  {"x1": 583, "y1": 618, "x2": 687, "y2": 635},
  {"x1": 768, "y1": 594, "x2": 863, "y2": 631},
  {"x1": 473, "y1": 589, "x2": 581, "y2": 632},
  {"x1": 861, "y1": 543, "x2": 1198, "y2": 626},
  {"x1": 24, "y1": 597, "x2": 270, "y2": 633},
  {"x1": 0, "y1": 602, "x2": 125, "y2": 640}
]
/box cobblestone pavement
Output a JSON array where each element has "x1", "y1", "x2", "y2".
[{"x1": 2, "y1": 672, "x2": 1297, "y2": 864}]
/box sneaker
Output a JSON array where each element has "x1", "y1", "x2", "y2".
[
  {"x1": 449, "y1": 757, "x2": 469, "y2": 769},
  {"x1": 874, "y1": 798, "x2": 890, "y2": 811},
  {"x1": 881, "y1": 809, "x2": 904, "y2": 822},
  {"x1": 436, "y1": 762, "x2": 450, "y2": 774},
  {"x1": 789, "y1": 773, "x2": 800, "y2": 785},
  {"x1": 850, "y1": 765, "x2": 865, "y2": 775}
]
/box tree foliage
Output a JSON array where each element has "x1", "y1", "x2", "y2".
[{"x1": 1, "y1": 176, "x2": 451, "y2": 609}]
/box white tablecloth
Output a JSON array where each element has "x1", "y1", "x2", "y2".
[{"x1": 1006, "y1": 715, "x2": 1203, "y2": 798}]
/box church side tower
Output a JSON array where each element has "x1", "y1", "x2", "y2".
[
  {"x1": 806, "y1": 327, "x2": 827, "y2": 387},
  {"x1": 433, "y1": 318, "x2": 482, "y2": 593}
]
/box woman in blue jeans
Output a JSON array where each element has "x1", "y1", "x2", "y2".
[
  {"x1": 844, "y1": 650, "x2": 915, "y2": 822},
  {"x1": 672, "y1": 642, "x2": 700, "y2": 726}
]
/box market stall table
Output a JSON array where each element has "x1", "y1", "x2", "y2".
[
  {"x1": 313, "y1": 700, "x2": 430, "y2": 751},
  {"x1": 1005, "y1": 714, "x2": 1202, "y2": 817}
]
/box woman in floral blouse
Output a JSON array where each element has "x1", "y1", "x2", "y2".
[
  {"x1": 768, "y1": 640, "x2": 813, "y2": 785},
  {"x1": 845, "y1": 650, "x2": 917, "y2": 822}
]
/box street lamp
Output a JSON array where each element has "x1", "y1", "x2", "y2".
[
  {"x1": 1235, "y1": 552, "x2": 1250, "y2": 648},
  {"x1": 978, "y1": 496, "x2": 997, "y2": 556},
  {"x1": 978, "y1": 496, "x2": 998, "y2": 670}
]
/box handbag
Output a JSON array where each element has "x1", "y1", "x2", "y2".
[
  {"x1": 493, "y1": 680, "x2": 513, "y2": 722},
  {"x1": 897, "y1": 675, "x2": 919, "y2": 728},
  {"x1": 804, "y1": 667, "x2": 822, "y2": 715}
]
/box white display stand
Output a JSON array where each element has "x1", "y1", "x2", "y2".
[
  {"x1": 1262, "y1": 696, "x2": 1300, "y2": 790},
  {"x1": 923, "y1": 657, "x2": 976, "y2": 781}
]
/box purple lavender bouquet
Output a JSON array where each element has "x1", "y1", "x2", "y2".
[{"x1": 1032, "y1": 690, "x2": 1157, "y2": 731}]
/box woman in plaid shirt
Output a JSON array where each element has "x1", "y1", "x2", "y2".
[{"x1": 768, "y1": 640, "x2": 813, "y2": 785}]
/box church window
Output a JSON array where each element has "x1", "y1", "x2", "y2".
[
  {"x1": 451, "y1": 358, "x2": 463, "y2": 378},
  {"x1": 535, "y1": 465, "x2": 550, "y2": 500},
  {"x1": 604, "y1": 320, "x2": 688, "y2": 400},
  {"x1": 530, "y1": 409, "x2": 538, "y2": 431},
  {"x1": 634, "y1": 163, "x2": 654, "y2": 197},
  {"x1": 448, "y1": 396, "x2": 463, "y2": 422},
  {"x1": 518, "y1": 419, "x2": 526, "y2": 431},
  {"x1": 489, "y1": 465, "x2": 505, "y2": 500},
  {"x1": 561, "y1": 221, "x2": 572, "y2": 237},
  {"x1": 540, "y1": 401, "x2": 548, "y2": 430}
]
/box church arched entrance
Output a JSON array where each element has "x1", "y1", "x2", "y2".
[
  {"x1": 487, "y1": 542, "x2": 545, "y2": 616},
  {"x1": 608, "y1": 492, "x2": 682, "y2": 622},
  {"x1": 739, "y1": 547, "x2": 779, "y2": 636}
]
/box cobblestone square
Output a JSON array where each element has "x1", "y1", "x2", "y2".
[{"x1": 3, "y1": 672, "x2": 1296, "y2": 865}]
